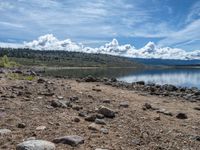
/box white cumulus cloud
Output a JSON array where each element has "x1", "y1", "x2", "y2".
[
  {"x1": 1, "y1": 34, "x2": 200, "y2": 60},
  {"x1": 24, "y1": 34, "x2": 83, "y2": 52}
]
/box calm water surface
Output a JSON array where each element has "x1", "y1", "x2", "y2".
[{"x1": 44, "y1": 68, "x2": 200, "y2": 89}]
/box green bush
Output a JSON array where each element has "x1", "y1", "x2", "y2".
[
  {"x1": 6, "y1": 73, "x2": 36, "y2": 81},
  {"x1": 0, "y1": 55, "x2": 19, "y2": 68}
]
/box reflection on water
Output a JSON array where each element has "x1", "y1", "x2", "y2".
[
  {"x1": 118, "y1": 69, "x2": 200, "y2": 89},
  {"x1": 44, "y1": 68, "x2": 140, "y2": 78},
  {"x1": 44, "y1": 68, "x2": 200, "y2": 89}
]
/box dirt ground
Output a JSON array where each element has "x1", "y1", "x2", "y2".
[{"x1": 0, "y1": 76, "x2": 200, "y2": 150}]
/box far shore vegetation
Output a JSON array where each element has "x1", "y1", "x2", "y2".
[{"x1": 0, "y1": 48, "x2": 142, "y2": 68}]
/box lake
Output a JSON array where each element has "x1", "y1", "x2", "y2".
[{"x1": 43, "y1": 67, "x2": 200, "y2": 89}]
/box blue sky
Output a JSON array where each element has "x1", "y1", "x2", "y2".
[{"x1": 0, "y1": 0, "x2": 200, "y2": 51}]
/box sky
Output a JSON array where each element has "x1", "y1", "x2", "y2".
[{"x1": 0, "y1": 0, "x2": 200, "y2": 51}]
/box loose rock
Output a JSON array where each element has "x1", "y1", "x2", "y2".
[
  {"x1": 95, "y1": 119, "x2": 106, "y2": 125},
  {"x1": 156, "y1": 109, "x2": 173, "y2": 116},
  {"x1": 88, "y1": 123, "x2": 100, "y2": 131},
  {"x1": 85, "y1": 114, "x2": 97, "y2": 122},
  {"x1": 96, "y1": 114, "x2": 104, "y2": 119},
  {"x1": 36, "y1": 126, "x2": 46, "y2": 131},
  {"x1": 142, "y1": 103, "x2": 152, "y2": 110},
  {"x1": 98, "y1": 106, "x2": 115, "y2": 118},
  {"x1": 73, "y1": 117, "x2": 80, "y2": 122},
  {"x1": 37, "y1": 78, "x2": 45, "y2": 83},
  {"x1": 176, "y1": 113, "x2": 188, "y2": 119},
  {"x1": 51, "y1": 100, "x2": 70, "y2": 108},
  {"x1": 100, "y1": 128, "x2": 109, "y2": 134},
  {"x1": 0, "y1": 129, "x2": 11, "y2": 135},
  {"x1": 16, "y1": 140, "x2": 55, "y2": 150},
  {"x1": 17, "y1": 123, "x2": 26, "y2": 128},
  {"x1": 119, "y1": 101, "x2": 129, "y2": 108},
  {"x1": 53, "y1": 135, "x2": 84, "y2": 147}
]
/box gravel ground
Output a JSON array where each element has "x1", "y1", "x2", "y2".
[{"x1": 0, "y1": 75, "x2": 200, "y2": 150}]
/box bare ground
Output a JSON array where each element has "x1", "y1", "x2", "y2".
[{"x1": 0, "y1": 76, "x2": 200, "y2": 150}]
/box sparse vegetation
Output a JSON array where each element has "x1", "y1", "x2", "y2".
[
  {"x1": 0, "y1": 55, "x2": 19, "y2": 68},
  {"x1": 6, "y1": 73, "x2": 36, "y2": 81},
  {"x1": 0, "y1": 48, "x2": 142, "y2": 67}
]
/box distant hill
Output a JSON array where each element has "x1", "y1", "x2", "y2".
[
  {"x1": 131, "y1": 58, "x2": 200, "y2": 66},
  {"x1": 0, "y1": 48, "x2": 143, "y2": 68}
]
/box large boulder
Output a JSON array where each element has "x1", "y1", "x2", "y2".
[{"x1": 16, "y1": 140, "x2": 55, "y2": 150}]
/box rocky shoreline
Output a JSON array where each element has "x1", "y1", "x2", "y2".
[
  {"x1": 1, "y1": 67, "x2": 200, "y2": 103},
  {"x1": 0, "y1": 68, "x2": 200, "y2": 149},
  {"x1": 79, "y1": 75, "x2": 200, "y2": 102}
]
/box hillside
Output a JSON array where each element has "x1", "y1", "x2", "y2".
[
  {"x1": 0, "y1": 48, "x2": 143, "y2": 68},
  {"x1": 132, "y1": 58, "x2": 200, "y2": 66}
]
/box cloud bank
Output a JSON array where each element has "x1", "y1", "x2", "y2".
[{"x1": 1, "y1": 34, "x2": 200, "y2": 60}]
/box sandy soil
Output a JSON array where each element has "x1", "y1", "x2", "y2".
[{"x1": 0, "y1": 76, "x2": 200, "y2": 150}]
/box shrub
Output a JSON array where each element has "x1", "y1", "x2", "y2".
[{"x1": 0, "y1": 55, "x2": 19, "y2": 68}]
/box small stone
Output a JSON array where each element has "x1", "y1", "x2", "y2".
[
  {"x1": 78, "y1": 112, "x2": 87, "y2": 117},
  {"x1": 72, "y1": 105, "x2": 82, "y2": 111},
  {"x1": 51, "y1": 100, "x2": 70, "y2": 108},
  {"x1": 57, "y1": 96, "x2": 64, "y2": 100},
  {"x1": 37, "y1": 96, "x2": 43, "y2": 99},
  {"x1": 17, "y1": 123, "x2": 26, "y2": 128},
  {"x1": 102, "y1": 99, "x2": 111, "y2": 103},
  {"x1": 95, "y1": 119, "x2": 106, "y2": 125},
  {"x1": 26, "y1": 137, "x2": 36, "y2": 141},
  {"x1": 96, "y1": 114, "x2": 104, "y2": 119},
  {"x1": 53, "y1": 135, "x2": 84, "y2": 147},
  {"x1": 92, "y1": 88, "x2": 102, "y2": 92},
  {"x1": 100, "y1": 128, "x2": 109, "y2": 134},
  {"x1": 84, "y1": 75, "x2": 97, "y2": 82},
  {"x1": 16, "y1": 140, "x2": 55, "y2": 150},
  {"x1": 69, "y1": 96, "x2": 79, "y2": 101},
  {"x1": 176, "y1": 113, "x2": 188, "y2": 119},
  {"x1": 194, "y1": 107, "x2": 200, "y2": 111},
  {"x1": 132, "y1": 138, "x2": 141, "y2": 145},
  {"x1": 142, "y1": 103, "x2": 152, "y2": 110},
  {"x1": 95, "y1": 149, "x2": 108, "y2": 150},
  {"x1": 110, "y1": 78, "x2": 117, "y2": 82},
  {"x1": 88, "y1": 123, "x2": 100, "y2": 131},
  {"x1": 85, "y1": 114, "x2": 96, "y2": 122},
  {"x1": 0, "y1": 129, "x2": 11, "y2": 135},
  {"x1": 156, "y1": 109, "x2": 173, "y2": 116},
  {"x1": 73, "y1": 117, "x2": 80, "y2": 122},
  {"x1": 153, "y1": 114, "x2": 161, "y2": 121},
  {"x1": 98, "y1": 106, "x2": 115, "y2": 118},
  {"x1": 119, "y1": 101, "x2": 129, "y2": 108},
  {"x1": 194, "y1": 136, "x2": 200, "y2": 141},
  {"x1": 36, "y1": 126, "x2": 46, "y2": 131},
  {"x1": 37, "y1": 78, "x2": 45, "y2": 83}
]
